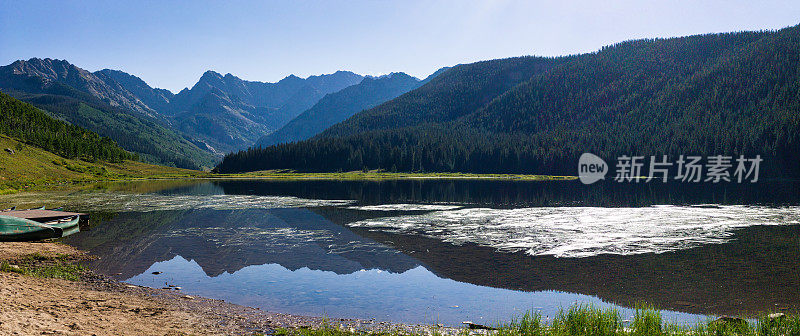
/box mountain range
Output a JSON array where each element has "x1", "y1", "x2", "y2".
[
  {"x1": 216, "y1": 24, "x2": 800, "y2": 177},
  {"x1": 4, "y1": 24, "x2": 799, "y2": 176},
  {"x1": 160, "y1": 69, "x2": 363, "y2": 152},
  {"x1": 0, "y1": 58, "x2": 370, "y2": 168}
]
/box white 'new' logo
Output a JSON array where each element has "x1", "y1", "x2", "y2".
[{"x1": 578, "y1": 153, "x2": 607, "y2": 185}]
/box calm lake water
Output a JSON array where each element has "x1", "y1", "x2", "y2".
[{"x1": 2, "y1": 179, "x2": 799, "y2": 326}]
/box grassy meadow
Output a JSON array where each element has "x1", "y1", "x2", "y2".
[{"x1": 0, "y1": 135, "x2": 207, "y2": 193}]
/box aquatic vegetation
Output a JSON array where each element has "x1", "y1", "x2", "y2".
[
  {"x1": 497, "y1": 311, "x2": 545, "y2": 336},
  {"x1": 629, "y1": 305, "x2": 663, "y2": 336},
  {"x1": 275, "y1": 305, "x2": 800, "y2": 336},
  {"x1": 549, "y1": 305, "x2": 623, "y2": 336},
  {"x1": 0, "y1": 192, "x2": 355, "y2": 212}
]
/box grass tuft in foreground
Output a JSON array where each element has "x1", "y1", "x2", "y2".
[
  {"x1": 0, "y1": 252, "x2": 86, "y2": 281},
  {"x1": 274, "y1": 304, "x2": 800, "y2": 336}
]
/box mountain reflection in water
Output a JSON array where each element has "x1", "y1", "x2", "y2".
[{"x1": 69, "y1": 208, "x2": 419, "y2": 279}]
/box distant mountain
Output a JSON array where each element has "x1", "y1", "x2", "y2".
[
  {"x1": 108, "y1": 68, "x2": 364, "y2": 152},
  {"x1": 95, "y1": 69, "x2": 174, "y2": 113},
  {"x1": 255, "y1": 72, "x2": 422, "y2": 148},
  {"x1": 216, "y1": 24, "x2": 800, "y2": 177},
  {"x1": 0, "y1": 58, "x2": 160, "y2": 118},
  {"x1": 0, "y1": 58, "x2": 366, "y2": 165},
  {"x1": 0, "y1": 60, "x2": 216, "y2": 169}
]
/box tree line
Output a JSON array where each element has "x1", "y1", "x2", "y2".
[{"x1": 0, "y1": 91, "x2": 136, "y2": 162}]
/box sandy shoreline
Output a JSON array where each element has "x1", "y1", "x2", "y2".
[{"x1": 0, "y1": 241, "x2": 457, "y2": 336}]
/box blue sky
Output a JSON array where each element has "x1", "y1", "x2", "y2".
[{"x1": 2, "y1": 0, "x2": 799, "y2": 92}]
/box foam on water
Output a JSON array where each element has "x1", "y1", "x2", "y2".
[{"x1": 347, "y1": 205, "x2": 800, "y2": 258}]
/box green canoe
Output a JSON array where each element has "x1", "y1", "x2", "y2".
[
  {"x1": 43, "y1": 215, "x2": 80, "y2": 238},
  {"x1": 0, "y1": 215, "x2": 63, "y2": 242}
]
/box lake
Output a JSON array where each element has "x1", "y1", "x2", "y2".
[{"x1": 2, "y1": 179, "x2": 799, "y2": 326}]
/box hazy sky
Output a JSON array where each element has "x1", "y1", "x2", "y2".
[{"x1": 2, "y1": 0, "x2": 799, "y2": 92}]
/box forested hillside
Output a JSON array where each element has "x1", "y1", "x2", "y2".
[
  {"x1": 0, "y1": 91, "x2": 134, "y2": 162},
  {"x1": 216, "y1": 25, "x2": 800, "y2": 178},
  {"x1": 7, "y1": 91, "x2": 216, "y2": 170},
  {"x1": 0, "y1": 61, "x2": 217, "y2": 169},
  {"x1": 318, "y1": 56, "x2": 559, "y2": 137}
]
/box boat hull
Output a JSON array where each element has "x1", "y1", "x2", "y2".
[
  {"x1": 46, "y1": 216, "x2": 80, "y2": 238},
  {"x1": 0, "y1": 215, "x2": 63, "y2": 242},
  {"x1": 46, "y1": 216, "x2": 80, "y2": 231}
]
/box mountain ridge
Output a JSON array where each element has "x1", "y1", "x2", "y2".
[
  {"x1": 215, "y1": 25, "x2": 800, "y2": 177},
  {"x1": 255, "y1": 72, "x2": 423, "y2": 147},
  {"x1": 162, "y1": 69, "x2": 364, "y2": 151}
]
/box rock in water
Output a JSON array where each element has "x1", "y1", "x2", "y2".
[
  {"x1": 768, "y1": 313, "x2": 786, "y2": 320},
  {"x1": 462, "y1": 321, "x2": 497, "y2": 330},
  {"x1": 710, "y1": 316, "x2": 747, "y2": 329}
]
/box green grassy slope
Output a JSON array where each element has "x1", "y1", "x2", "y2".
[
  {"x1": 8, "y1": 91, "x2": 217, "y2": 170},
  {"x1": 0, "y1": 135, "x2": 203, "y2": 193},
  {"x1": 0, "y1": 92, "x2": 204, "y2": 192}
]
